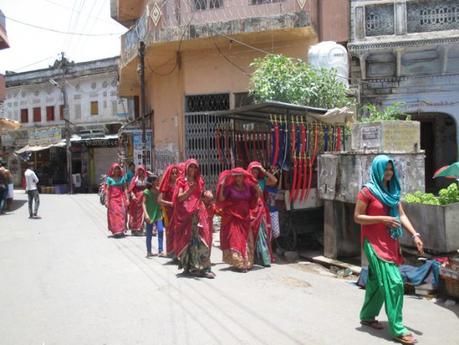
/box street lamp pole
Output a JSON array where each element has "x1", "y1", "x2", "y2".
[
  {"x1": 60, "y1": 52, "x2": 73, "y2": 194},
  {"x1": 138, "y1": 41, "x2": 147, "y2": 167}
]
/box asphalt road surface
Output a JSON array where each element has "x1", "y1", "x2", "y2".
[{"x1": 0, "y1": 192, "x2": 458, "y2": 345}]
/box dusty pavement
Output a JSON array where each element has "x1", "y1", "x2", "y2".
[{"x1": 0, "y1": 192, "x2": 458, "y2": 345}]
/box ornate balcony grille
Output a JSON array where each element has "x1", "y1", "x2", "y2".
[
  {"x1": 407, "y1": 0, "x2": 459, "y2": 33},
  {"x1": 365, "y1": 3, "x2": 395, "y2": 37}
]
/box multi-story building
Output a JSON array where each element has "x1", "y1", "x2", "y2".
[
  {"x1": 111, "y1": 0, "x2": 350, "y2": 169},
  {"x1": 0, "y1": 9, "x2": 10, "y2": 112},
  {"x1": 349, "y1": 0, "x2": 459, "y2": 192},
  {"x1": 2, "y1": 56, "x2": 135, "y2": 190}
]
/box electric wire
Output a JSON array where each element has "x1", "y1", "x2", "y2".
[
  {"x1": 41, "y1": 0, "x2": 115, "y2": 25},
  {"x1": 6, "y1": 15, "x2": 123, "y2": 36},
  {"x1": 65, "y1": 0, "x2": 87, "y2": 52},
  {"x1": 212, "y1": 39, "x2": 250, "y2": 76},
  {"x1": 73, "y1": 0, "x2": 102, "y2": 53},
  {"x1": 11, "y1": 55, "x2": 57, "y2": 72}
]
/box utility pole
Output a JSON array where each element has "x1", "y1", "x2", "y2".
[
  {"x1": 138, "y1": 41, "x2": 147, "y2": 167},
  {"x1": 60, "y1": 52, "x2": 73, "y2": 194}
]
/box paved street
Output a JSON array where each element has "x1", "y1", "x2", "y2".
[{"x1": 0, "y1": 192, "x2": 457, "y2": 345}]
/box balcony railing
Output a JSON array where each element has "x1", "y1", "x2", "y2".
[
  {"x1": 353, "y1": 0, "x2": 459, "y2": 41},
  {"x1": 120, "y1": 0, "x2": 309, "y2": 65}
]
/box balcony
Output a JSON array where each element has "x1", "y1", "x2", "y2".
[
  {"x1": 350, "y1": 0, "x2": 459, "y2": 50},
  {"x1": 111, "y1": 0, "x2": 147, "y2": 27},
  {"x1": 120, "y1": 0, "x2": 310, "y2": 67},
  {"x1": 0, "y1": 10, "x2": 9, "y2": 50}
]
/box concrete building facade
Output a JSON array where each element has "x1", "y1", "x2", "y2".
[
  {"x1": 1, "y1": 56, "x2": 135, "y2": 190},
  {"x1": 0, "y1": 9, "x2": 10, "y2": 104},
  {"x1": 349, "y1": 0, "x2": 459, "y2": 191},
  {"x1": 111, "y1": 0, "x2": 350, "y2": 168}
]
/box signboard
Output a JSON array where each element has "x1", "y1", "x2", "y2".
[
  {"x1": 360, "y1": 126, "x2": 380, "y2": 149},
  {"x1": 28, "y1": 127, "x2": 62, "y2": 146},
  {"x1": 84, "y1": 138, "x2": 118, "y2": 147},
  {"x1": 132, "y1": 130, "x2": 152, "y2": 170}
]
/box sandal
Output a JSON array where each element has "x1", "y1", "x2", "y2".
[
  {"x1": 360, "y1": 320, "x2": 384, "y2": 330},
  {"x1": 394, "y1": 334, "x2": 417, "y2": 345}
]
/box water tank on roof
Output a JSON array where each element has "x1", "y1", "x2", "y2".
[{"x1": 308, "y1": 41, "x2": 349, "y2": 87}]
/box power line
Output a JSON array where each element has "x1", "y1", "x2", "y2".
[
  {"x1": 6, "y1": 16, "x2": 123, "y2": 37},
  {"x1": 41, "y1": 0, "x2": 115, "y2": 25},
  {"x1": 212, "y1": 39, "x2": 250, "y2": 76},
  {"x1": 12, "y1": 55, "x2": 56, "y2": 72},
  {"x1": 145, "y1": 0, "x2": 196, "y2": 77},
  {"x1": 72, "y1": 0, "x2": 100, "y2": 52}
]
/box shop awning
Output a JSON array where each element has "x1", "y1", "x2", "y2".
[
  {"x1": 0, "y1": 118, "x2": 21, "y2": 133},
  {"x1": 15, "y1": 142, "x2": 66, "y2": 154},
  {"x1": 198, "y1": 101, "x2": 354, "y2": 124}
]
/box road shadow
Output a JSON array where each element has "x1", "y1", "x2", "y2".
[
  {"x1": 355, "y1": 323, "x2": 394, "y2": 343},
  {"x1": 218, "y1": 265, "x2": 265, "y2": 273},
  {"x1": 8, "y1": 199, "x2": 27, "y2": 212},
  {"x1": 175, "y1": 272, "x2": 201, "y2": 280},
  {"x1": 434, "y1": 300, "x2": 459, "y2": 318},
  {"x1": 106, "y1": 234, "x2": 126, "y2": 239},
  {"x1": 356, "y1": 321, "x2": 423, "y2": 343}
]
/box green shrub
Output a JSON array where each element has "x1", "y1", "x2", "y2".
[{"x1": 404, "y1": 183, "x2": 459, "y2": 205}]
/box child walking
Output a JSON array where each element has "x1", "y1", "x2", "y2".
[{"x1": 143, "y1": 175, "x2": 165, "y2": 258}]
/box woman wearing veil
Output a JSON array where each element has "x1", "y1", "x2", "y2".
[
  {"x1": 354, "y1": 155, "x2": 424, "y2": 345},
  {"x1": 217, "y1": 167, "x2": 258, "y2": 272},
  {"x1": 173, "y1": 159, "x2": 214, "y2": 278},
  {"x1": 106, "y1": 163, "x2": 128, "y2": 237},
  {"x1": 128, "y1": 165, "x2": 147, "y2": 235}
]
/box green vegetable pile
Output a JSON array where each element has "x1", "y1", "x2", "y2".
[{"x1": 404, "y1": 183, "x2": 459, "y2": 205}]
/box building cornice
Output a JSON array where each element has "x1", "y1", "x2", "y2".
[{"x1": 349, "y1": 34, "x2": 459, "y2": 53}]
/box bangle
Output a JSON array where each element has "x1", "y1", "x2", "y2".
[{"x1": 412, "y1": 233, "x2": 421, "y2": 239}]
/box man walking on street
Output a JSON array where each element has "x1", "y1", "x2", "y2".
[{"x1": 24, "y1": 162, "x2": 40, "y2": 219}]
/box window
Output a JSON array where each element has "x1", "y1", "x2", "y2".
[
  {"x1": 234, "y1": 92, "x2": 255, "y2": 108},
  {"x1": 74, "y1": 104, "x2": 82, "y2": 119},
  {"x1": 46, "y1": 106, "x2": 55, "y2": 122},
  {"x1": 185, "y1": 93, "x2": 230, "y2": 112},
  {"x1": 112, "y1": 100, "x2": 118, "y2": 116},
  {"x1": 250, "y1": 0, "x2": 284, "y2": 4},
  {"x1": 193, "y1": 0, "x2": 223, "y2": 10},
  {"x1": 90, "y1": 101, "x2": 99, "y2": 116},
  {"x1": 59, "y1": 105, "x2": 65, "y2": 120},
  {"x1": 20, "y1": 108, "x2": 29, "y2": 123},
  {"x1": 33, "y1": 107, "x2": 41, "y2": 122}
]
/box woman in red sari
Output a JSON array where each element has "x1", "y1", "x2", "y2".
[
  {"x1": 158, "y1": 164, "x2": 181, "y2": 256},
  {"x1": 217, "y1": 167, "x2": 258, "y2": 272},
  {"x1": 128, "y1": 165, "x2": 147, "y2": 235},
  {"x1": 106, "y1": 163, "x2": 128, "y2": 238},
  {"x1": 248, "y1": 161, "x2": 277, "y2": 267},
  {"x1": 173, "y1": 159, "x2": 215, "y2": 278}
]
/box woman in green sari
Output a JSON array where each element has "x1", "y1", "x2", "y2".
[{"x1": 354, "y1": 155, "x2": 424, "y2": 345}]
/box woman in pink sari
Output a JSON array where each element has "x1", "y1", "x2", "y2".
[
  {"x1": 158, "y1": 164, "x2": 181, "y2": 256},
  {"x1": 106, "y1": 163, "x2": 128, "y2": 238},
  {"x1": 248, "y1": 161, "x2": 277, "y2": 267},
  {"x1": 173, "y1": 159, "x2": 215, "y2": 278},
  {"x1": 217, "y1": 167, "x2": 258, "y2": 272},
  {"x1": 128, "y1": 165, "x2": 147, "y2": 235}
]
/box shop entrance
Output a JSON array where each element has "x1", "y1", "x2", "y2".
[{"x1": 411, "y1": 113, "x2": 457, "y2": 193}]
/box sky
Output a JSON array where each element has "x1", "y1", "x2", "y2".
[{"x1": 0, "y1": 0, "x2": 127, "y2": 74}]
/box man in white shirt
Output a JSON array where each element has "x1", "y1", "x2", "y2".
[{"x1": 24, "y1": 162, "x2": 40, "y2": 218}]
